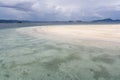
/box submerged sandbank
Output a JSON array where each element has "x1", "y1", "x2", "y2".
[{"x1": 1, "y1": 24, "x2": 120, "y2": 80}]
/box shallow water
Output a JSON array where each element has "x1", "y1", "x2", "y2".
[{"x1": 0, "y1": 26, "x2": 120, "y2": 80}]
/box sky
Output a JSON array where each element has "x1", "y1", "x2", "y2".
[{"x1": 0, "y1": 0, "x2": 120, "y2": 21}]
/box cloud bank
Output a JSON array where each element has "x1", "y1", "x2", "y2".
[{"x1": 0, "y1": 0, "x2": 120, "y2": 21}]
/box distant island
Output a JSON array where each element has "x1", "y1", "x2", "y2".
[
  {"x1": 0, "y1": 20, "x2": 29, "y2": 23},
  {"x1": 92, "y1": 18, "x2": 120, "y2": 23},
  {"x1": 0, "y1": 18, "x2": 120, "y2": 24}
]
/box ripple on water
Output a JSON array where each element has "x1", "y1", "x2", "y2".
[{"x1": 0, "y1": 27, "x2": 120, "y2": 80}]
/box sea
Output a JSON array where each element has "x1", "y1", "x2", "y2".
[{"x1": 0, "y1": 23, "x2": 120, "y2": 80}]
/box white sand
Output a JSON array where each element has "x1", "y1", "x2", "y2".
[{"x1": 17, "y1": 24, "x2": 120, "y2": 48}]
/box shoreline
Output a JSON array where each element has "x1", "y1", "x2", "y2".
[{"x1": 0, "y1": 23, "x2": 120, "y2": 29}]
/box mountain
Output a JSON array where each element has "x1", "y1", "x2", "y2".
[
  {"x1": 0, "y1": 19, "x2": 120, "y2": 23},
  {"x1": 0, "y1": 20, "x2": 30, "y2": 23},
  {"x1": 92, "y1": 18, "x2": 120, "y2": 23}
]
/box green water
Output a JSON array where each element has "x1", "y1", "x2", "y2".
[{"x1": 0, "y1": 27, "x2": 120, "y2": 80}]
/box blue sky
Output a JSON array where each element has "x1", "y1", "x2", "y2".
[{"x1": 0, "y1": 0, "x2": 120, "y2": 21}]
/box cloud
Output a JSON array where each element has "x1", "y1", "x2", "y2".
[{"x1": 0, "y1": 0, "x2": 120, "y2": 21}]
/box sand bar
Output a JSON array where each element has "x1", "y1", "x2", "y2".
[{"x1": 17, "y1": 24, "x2": 120, "y2": 48}]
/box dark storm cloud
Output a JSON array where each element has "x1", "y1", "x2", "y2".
[{"x1": 0, "y1": 1, "x2": 34, "y2": 11}]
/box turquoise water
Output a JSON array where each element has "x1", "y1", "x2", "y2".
[{"x1": 0, "y1": 27, "x2": 120, "y2": 80}]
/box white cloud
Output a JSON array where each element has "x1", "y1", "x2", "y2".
[{"x1": 0, "y1": 0, "x2": 120, "y2": 20}]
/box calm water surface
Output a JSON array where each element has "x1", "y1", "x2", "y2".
[{"x1": 0, "y1": 23, "x2": 120, "y2": 80}]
